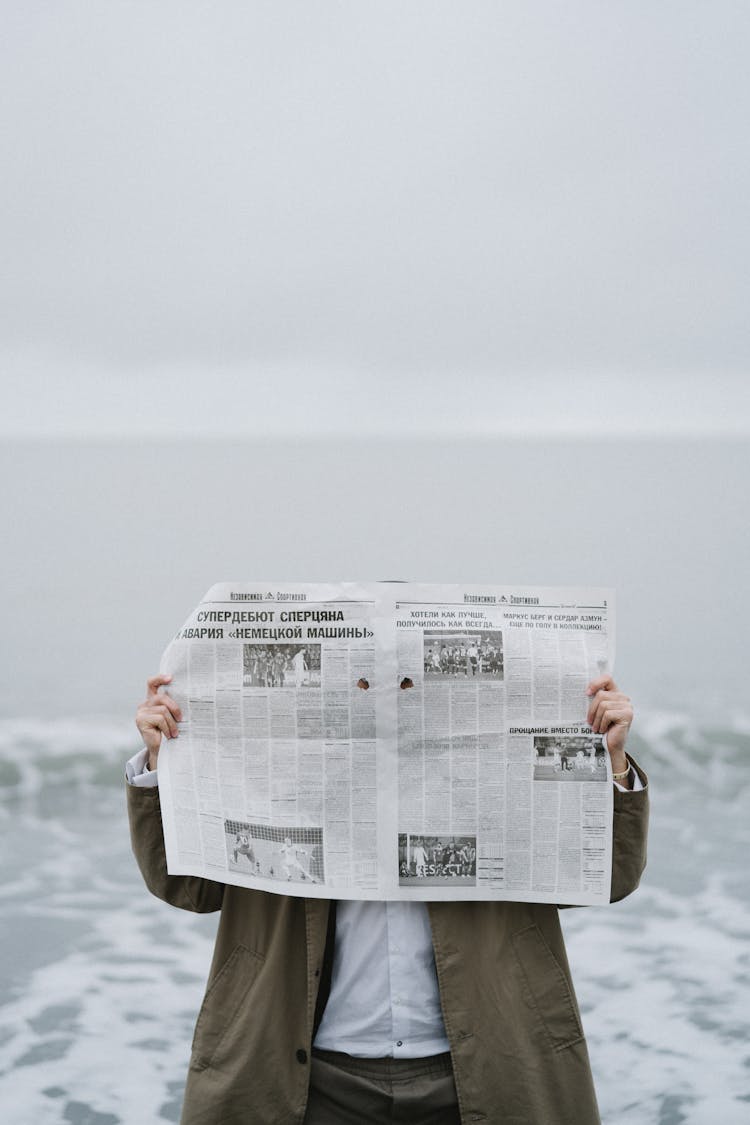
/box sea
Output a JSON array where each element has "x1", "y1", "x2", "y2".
[
  {"x1": 0, "y1": 709, "x2": 747, "y2": 1125},
  {"x1": 0, "y1": 438, "x2": 748, "y2": 1123}
]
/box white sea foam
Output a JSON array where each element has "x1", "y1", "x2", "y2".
[
  {"x1": 0, "y1": 892, "x2": 216, "y2": 1123},
  {"x1": 564, "y1": 878, "x2": 750, "y2": 1124}
]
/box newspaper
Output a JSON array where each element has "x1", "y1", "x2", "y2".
[{"x1": 157, "y1": 582, "x2": 616, "y2": 905}]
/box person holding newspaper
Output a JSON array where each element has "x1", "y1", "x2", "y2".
[{"x1": 127, "y1": 671, "x2": 647, "y2": 1125}]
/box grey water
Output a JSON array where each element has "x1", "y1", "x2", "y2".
[{"x1": 0, "y1": 438, "x2": 748, "y2": 1123}]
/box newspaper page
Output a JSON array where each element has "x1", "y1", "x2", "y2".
[{"x1": 157, "y1": 582, "x2": 616, "y2": 905}]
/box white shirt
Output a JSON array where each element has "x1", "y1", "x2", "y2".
[{"x1": 126, "y1": 747, "x2": 642, "y2": 1058}]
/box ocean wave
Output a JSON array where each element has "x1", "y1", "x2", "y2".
[
  {"x1": 0, "y1": 717, "x2": 138, "y2": 799},
  {"x1": 0, "y1": 708, "x2": 747, "y2": 801}
]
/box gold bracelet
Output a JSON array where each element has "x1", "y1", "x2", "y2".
[{"x1": 612, "y1": 763, "x2": 631, "y2": 780}]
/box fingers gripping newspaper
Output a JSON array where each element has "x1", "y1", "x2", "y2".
[{"x1": 157, "y1": 582, "x2": 616, "y2": 905}]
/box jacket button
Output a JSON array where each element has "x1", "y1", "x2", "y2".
[{"x1": 296, "y1": 1048, "x2": 308, "y2": 1064}]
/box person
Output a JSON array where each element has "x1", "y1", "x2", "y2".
[
  {"x1": 412, "y1": 837, "x2": 428, "y2": 878},
  {"x1": 233, "y1": 832, "x2": 255, "y2": 866},
  {"x1": 127, "y1": 672, "x2": 648, "y2": 1124},
  {"x1": 281, "y1": 835, "x2": 314, "y2": 882},
  {"x1": 292, "y1": 647, "x2": 308, "y2": 688},
  {"x1": 467, "y1": 641, "x2": 479, "y2": 676},
  {"x1": 588, "y1": 741, "x2": 598, "y2": 772}
]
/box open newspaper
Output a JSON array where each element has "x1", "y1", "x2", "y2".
[{"x1": 157, "y1": 582, "x2": 616, "y2": 905}]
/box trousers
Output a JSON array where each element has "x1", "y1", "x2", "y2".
[{"x1": 302, "y1": 1048, "x2": 461, "y2": 1125}]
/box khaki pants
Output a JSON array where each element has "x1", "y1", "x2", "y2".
[{"x1": 303, "y1": 1048, "x2": 461, "y2": 1125}]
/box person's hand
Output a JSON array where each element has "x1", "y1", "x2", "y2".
[
  {"x1": 586, "y1": 675, "x2": 633, "y2": 786},
  {"x1": 135, "y1": 674, "x2": 182, "y2": 771}
]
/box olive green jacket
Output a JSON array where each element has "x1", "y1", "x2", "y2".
[{"x1": 127, "y1": 761, "x2": 648, "y2": 1125}]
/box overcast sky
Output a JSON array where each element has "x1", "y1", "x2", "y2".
[{"x1": 2, "y1": 2, "x2": 749, "y2": 437}]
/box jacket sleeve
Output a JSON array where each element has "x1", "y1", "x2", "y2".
[
  {"x1": 609, "y1": 756, "x2": 649, "y2": 903},
  {"x1": 127, "y1": 780, "x2": 225, "y2": 913}
]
